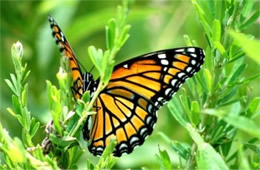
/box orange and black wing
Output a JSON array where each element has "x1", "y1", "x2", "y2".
[
  {"x1": 49, "y1": 16, "x2": 84, "y2": 99},
  {"x1": 87, "y1": 47, "x2": 205, "y2": 156}
]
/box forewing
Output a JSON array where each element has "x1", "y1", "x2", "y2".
[
  {"x1": 49, "y1": 16, "x2": 83, "y2": 99},
  {"x1": 87, "y1": 47, "x2": 205, "y2": 156}
]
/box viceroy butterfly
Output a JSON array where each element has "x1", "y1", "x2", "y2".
[{"x1": 48, "y1": 16, "x2": 205, "y2": 157}]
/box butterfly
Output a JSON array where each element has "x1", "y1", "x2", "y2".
[{"x1": 48, "y1": 16, "x2": 205, "y2": 157}]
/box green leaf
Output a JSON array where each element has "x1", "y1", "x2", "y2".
[
  {"x1": 105, "y1": 19, "x2": 116, "y2": 50},
  {"x1": 6, "y1": 107, "x2": 16, "y2": 118},
  {"x1": 196, "y1": 143, "x2": 229, "y2": 170},
  {"x1": 214, "y1": 41, "x2": 227, "y2": 57},
  {"x1": 88, "y1": 46, "x2": 104, "y2": 75},
  {"x1": 190, "y1": 101, "x2": 201, "y2": 126},
  {"x1": 100, "y1": 138, "x2": 117, "y2": 158},
  {"x1": 12, "y1": 95, "x2": 21, "y2": 115},
  {"x1": 81, "y1": 90, "x2": 90, "y2": 103},
  {"x1": 95, "y1": 138, "x2": 117, "y2": 169},
  {"x1": 171, "y1": 141, "x2": 191, "y2": 160},
  {"x1": 30, "y1": 121, "x2": 40, "y2": 138},
  {"x1": 102, "y1": 50, "x2": 114, "y2": 84},
  {"x1": 240, "y1": 9, "x2": 260, "y2": 30},
  {"x1": 185, "y1": 123, "x2": 204, "y2": 146},
  {"x1": 21, "y1": 84, "x2": 28, "y2": 106},
  {"x1": 227, "y1": 51, "x2": 245, "y2": 64},
  {"x1": 168, "y1": 98, "x2": 189, "y2": 128},
  {"x1": 229, "y1": 30, "x2": 260, "y2": 65},
  {"x1": 5, "y1": 79, "x2": 16, "y2": 95},
  {"x1": 223, "y1": 114, "x2": 260, "y2": 138},
  {"x1": 212, "y1": 19, "x2": 221, "y2": 42},
  {"x1": 204, "y1": 109, "x2": 260, "y2": 138},
  {"x1": 227, "y1": 63, "x2": 247, "y2": 85},
  {"x1": 191, "y1": 0, "x2": 213, "y2": 44},
  {"x1": 246, "y1": 97, "x2": 260, "y2": 117},
  {"x1": 11, "y1": 137, "x2": 26, "y2": 164},
  {"x1": 179, "y1": 93, "x2": 191, "y2": 117},
  {"x1": 241, "y1": 0, "x2": 254, "y2": 18},
  {"x1": 87, "y1": 160, "x2": 95, "y2": 170},
  {"x1": 21, "y1": 70, "x2": 31, "y2": 86},
  {"x1": 155, "y1": 147, "x2": 172, "y2": 169},
  {"x1": 220, "y1": 140, "x2": 232, "y2": 157},
  {"x1": 46, "y1": 80, "x2": 63, "y2": 135},
  {"x1": 49, "y1": 134, "x2": 77, "y2": 148},
  {"x1": 118, "y1": 25, "x2": 131, "y2": 48},
  {"x1": 203, "y1": 69, "x2": 212, "y2": 95},
  {"x1": 182, "y1": 123, "x2": 228, "y2": 169},
  {"x1": 10, "y1": 73, "x2": 19, "y2": 95}
]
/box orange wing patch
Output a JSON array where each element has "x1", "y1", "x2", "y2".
[
  {"x1": 164, "y1": 74, "x2": 173, "y2": 84},
  {"x1": 175, "y1": 54, "x2": 190, "y2": 63},
  {"x1": 115, "y1": 97, "x2": 134, "y2": 109},
  {"x1": 116, "y1": 128, "x2": 127, "y2": 143},
  {"x1": 172, "y1": 61, "x2": 187, "y2": 70},
  {"x1": 111, "y1": 60, "x2": 161, "y2": 80},
  {"x1": 135, "y1": 106, "x2": 148, "y2": 120},
  {"x1": 168, "y1": 68, "x2": 180, "y2": 76},
  {"x1": 124, "y1": 123, "x2": 136, "y2": 138},
  {"x1": 126, "y1": 76, "x2": 161, "y2": 92},
  {"x1": 143, "y1": 72, "x2": 161, "y2": 80},
  {"x1": 131, "y1": 115, "x2": 144, "y2": 131},
  {"x1": 107, "y1": 81, "x2": 155, "y2": 99},
  {"x1": 108, "y1": 88, "x2": 134, "y2": 99},
  {"x1": 138, "y1": 98, "x2": 148, "y2": 110}
]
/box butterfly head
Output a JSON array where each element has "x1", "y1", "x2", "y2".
[{"x1": 83, "y1": 72, "x2": 98, "y2": 97}]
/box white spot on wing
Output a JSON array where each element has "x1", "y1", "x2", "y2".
[
  {"x1": 178, "y1": 72, "x2": 185, "y2": 78},
  {"x1": 188, "y1": 48, "x2": 195, "y2": 52},
  {"x1": 148, "y1": 104, "x2": 153, "y2": 113},
  {"x1": 175, "y1": 49, "x2": 184, "y2": 52},
  {"x1": 158, "y1": 54, "x2": 166, "y2": 59},
  {"x1": 191, "y1": 60, "x2": 196, "y2": 65},
  {"x1": 140, "y1": 127, "x2": 147, "y2": 136},
  {"x1": 130, "y1": 137, "x2": 139, "y2": 145},
  {"x1": 161, "y1": 59, "x2": 169, "y2": 65},
  {"x1": 171, "y1": 79, "x2": 177, "y2": 86},
  {"x1": 123, "y1": 64, "x2": 128, "y2": 68},
  {"x1": 158, "y1": 97, "x2": 163, "y2": 101},
  {"x1": 165, "y1": 88, "x2": 172, "y2": 95},
  {"x1": 146, "y1": 116, "x2": 152, "y2": 124},
  {"x1": 186, "y1": 67, "x2": 192, "y2": 72},
  {"x1": 191, "y1": 53, "x2": 197, "y2": 58},
  {"x1": 96, "y1": 147, "x2": 103, "y2": 152},
  {"x1": 119, "y1": 143, "x2": 128, "y2": 150}
]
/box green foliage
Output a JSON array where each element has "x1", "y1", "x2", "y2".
[
  {"x1": 167, "y1": 0, "x2": 260, "y2": 169},
  {"x1": 1, "y1": 0, "x2": 259, "y2": 169},
  {"x1": 1, "y1": 42, "x2": 59, "y2": 169},
  {"x1": 1, "y1": 0, "x2": 132, "y2": 169},
  {"x1": 4, "y1": 42, "x2": 36, "y2": 148},
  {"x1": 155, "y1": 147, "x2": 173, "y2": 169}
]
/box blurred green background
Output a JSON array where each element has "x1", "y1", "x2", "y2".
[{"x1": 1, "y1": 0, "x2": 259, "y2": 168}]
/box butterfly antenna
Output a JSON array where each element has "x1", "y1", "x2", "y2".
[{"x1": 76, "y1": 59, "x2": 87, "y2": 72}]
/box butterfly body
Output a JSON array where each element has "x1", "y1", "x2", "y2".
[
  {"x1": 82, "y1": 72, "x2": 98, "y2": 98},
  {"x1": 48, "y1": 16, "x2": 205, "y2": 157}
]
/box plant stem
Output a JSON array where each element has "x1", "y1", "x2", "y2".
[{"x1": 185, "y1": 143, "x2": 197, "y2": 170}]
